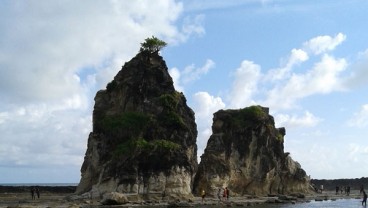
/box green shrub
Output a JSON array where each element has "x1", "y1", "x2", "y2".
[
  {"x1": 159, "y1": 93, "x2": 180, "y2": 110},
  {"x1": 135, "y1": 137, "x2": 151, "y2": 149},
  {"x1": 140, "y1": 36, "x2": 167, "y2": 53},
  {"x1": 152, "y1": 139, "x2": 181, "y2": 150},
  {"x1": 232, "y1": 106, "x2": 267, "y2": 128},
  {"x1": 239, "y1": 106, "x2": 267, "y2": 120},
  {"x1": 276, "y1": 133, "x2": 284, "y2": 142}
]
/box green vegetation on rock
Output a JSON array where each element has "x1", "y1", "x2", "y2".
[
  {"x1": 140, "y1": 36, "x2": 167, "y2": 53},
  {"x1": 276, "y1": 133, "x2": 284, "y2": 142},
  {"x1": 159, "y1": 92, "x2": 180, "y2": 110},
  {"x1": 232, "y1": 106, "x2": 268, "y2": 128},
  {"x1": 157, "y1": 92, "x2": 186, "y2": 129},
  {"x1": 159, "y1": 111, "x2": 186, "y2": 129},
  {"x1": 114, "y1": 138, "x2": 181, "y2": 157},
  {"x1": 152, "y1": 139, "x2": 181, "y2": 150},
  {"x1": 101, "y1": 112, "x2": 150, "y2": 135},
  {"x1": 240, "y1": 106, "x2": 267, "y2": 120}
]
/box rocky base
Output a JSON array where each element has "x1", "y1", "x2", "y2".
[{"x1": 0, "y1": 189, "x2": 364, "y2": 207}]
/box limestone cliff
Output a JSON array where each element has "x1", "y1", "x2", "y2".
[
  {"x1": 76, "y1": 51, "x2": 198, "y2": 200},
  {"x1": 193, "y1": 106, "x2": 311, "y2": 196}
]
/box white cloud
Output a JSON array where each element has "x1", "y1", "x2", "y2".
[
  {"x1": 289, "y1": 48, "x2": 309, "y2": 66},
  {"x1": 191, "y1": 92, "x2": 225, "y2": 161},
  {"x1": 265, "y1": 48, "x2": 309, "y2": 81},
  {"x1": 275, "y1": 111, "x2": 322, "y2": 128},
  {"x1": 0, "y1": 0, "x2": 203, "y2": 104},
  {"x1": 182, "y1": 59, "x2": 215, "y2": 83},
  {"x1": 227, "y1": 37, "x2": 346, "y2": 112},
  {"x1": 180, "y1": 15, "x2": 206, "y2": 42},
  {"x1": 169, "y1": 67, "x2": 184, "y2": 92},
  {"x1": 183, "y1": 0, "x2": 278, "y2": 12},
  {"x1": 308, "y1": 54, "x2": 347, "y2": 93},
  {"x1": 0, "y1": 105, "x2": 90, "y2": 167},
  {"x1": 0, "y1": 0, "x2": 203, "y2": 182},
  {"x1": 169, "y1": 59, "x2": 215, "y2": 92},
  {"x1": 343, "y1": 49, "x2": 368, "y2": 89},
  {"x1": 303, "y1": 33, "x2": 346, "y2": 55},
  {"x1": 228, "y1": 60, "x2": 261, "y2": 108},
  {"x1": 192, "y1": 91, "x2": 225, "y2": 120},
  {"x1": 0, "y1": 112, "x2": 9, "y2": 124},
  {"x1": 265, "y1": 54, "x2": 347, "y2": 110},
  {"x1": 348, "y1": 104, "x2": 368, "y2": 127}
]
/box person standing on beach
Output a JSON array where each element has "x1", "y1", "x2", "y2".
[
  {"x1": 36, "y1": 187, "x2": 40, "y2": 199},
  {"x1": 226, "y1": 187, "x2": 229, "y2": 201},
  {"x1": 362, "y1": 190, "x2": 367, "y2": 206},
  {"x1": 201, "y1": 189, "x2": 206, "y2": 203},
  {"x1": 30, "y1": 187, "x2": 35, "y2": 200},
  {"x1": 217, "y1": 188, "x2": 222, "y2": 202},
  {"x1": 223, "y1": 188, "x2": 227, "y2": 201}
]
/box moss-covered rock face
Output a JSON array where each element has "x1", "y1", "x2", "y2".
[
  {"x1": 101, "y1": 112, "x2": 150, "y2": 135},
  {"x1": 77, "y1": 52, "x2": 198, "y2": 199},
  {"x1": 113, "y1": 138, "x2": 181, "y2": 158},
  {"x1": 193, "y1": 105, "x2": 311, "y2": 196}
]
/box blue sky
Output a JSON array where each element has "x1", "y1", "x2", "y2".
[{"x1": 1, "y1": 0, "x2": 368, "y2": 183}]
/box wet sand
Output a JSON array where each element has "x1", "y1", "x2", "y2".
[
  {"x1": 0, "y1": 189, "x2": 364, "y2": 208},
  {"x1": 0, "y1": 192, "x2": 79, "y2": 208}
]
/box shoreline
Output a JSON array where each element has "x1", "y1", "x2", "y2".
[{"x1": 0, "y1": 186, "x2": 364, "y2": 207}]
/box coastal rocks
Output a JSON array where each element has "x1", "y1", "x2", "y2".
[
  {"x1": 101, "y1": 192, "x2": 128, "y2": 205},
  {"x1": 76, "y1": 51, "x2": 198, "y2": 200},
  {"x1": 75, "y1": 45, "x2": 314, "y2": 202},
  {"x1": 193, "y1": 106, "x2": 311, "y2": 196}
]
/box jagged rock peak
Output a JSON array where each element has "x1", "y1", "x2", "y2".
[
  {"x1": 76, "y1": 51, "x2": 198, "y2": 201},
  {"x1": 193, "y1": 105, "x2": 311, "y2": 196}
]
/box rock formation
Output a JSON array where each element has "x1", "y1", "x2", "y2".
[
  {"x1": 193, "y1": 106, "x2": 311, "y2": 196},
  {"x1": 76, "y1": 51, "x2": 198, "y2": 200}
]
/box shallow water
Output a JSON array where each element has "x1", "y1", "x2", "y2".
[
  {"x1": 187, "y1": 199, "x2": 365, "y2": 208},
  {"x1": 251, "y1": 198, "x2": 364, "y2": 208}
]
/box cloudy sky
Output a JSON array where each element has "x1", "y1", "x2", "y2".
[{"x1": 1, "y1": 0, "x2": 368, "y2": 183}]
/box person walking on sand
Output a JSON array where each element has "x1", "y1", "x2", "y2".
[
  {"x1": 30, "y1": 187, "x2": 35, "y2": 200},
  {"x1": 35, "y1": 187, "x2": 40, "y2": 199},
  {"x1": 201, "y1": 189, "x2": 206, "y2": 203},
  {"x1": 217, "y1": 188, "x2": 222, "y2": 202},
  {"x1": 225, "y1": 187, "x2": 229, "y2": 201},
  {"x1": 362, "y1": 190, "x2": 367, "y2": 206},
  {"x1": 223, "y1": 187, "x2": 227, "y2": 201}
]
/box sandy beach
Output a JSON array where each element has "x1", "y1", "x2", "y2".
[{"x1": 0, "y1": 187, "x2": 364, "y2": 208}]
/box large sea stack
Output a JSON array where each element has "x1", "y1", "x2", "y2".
[
  {"x1": 193, "y1": 106, "x2": 311, "y2": 196},
  {"x1": 76, "y1": 51, "x2": 198, "y2": 200}
]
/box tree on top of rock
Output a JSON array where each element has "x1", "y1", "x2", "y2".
[{"x1": 140, "y1": 36, "x2": 167, "y2": 53}]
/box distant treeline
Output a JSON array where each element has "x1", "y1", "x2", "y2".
[
  {"x1": 311, "y1": 177, "x2": 368, "y2": 190},
  {"x1": 0, "y1": 185, "x2": 76, "y2": 193}
]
